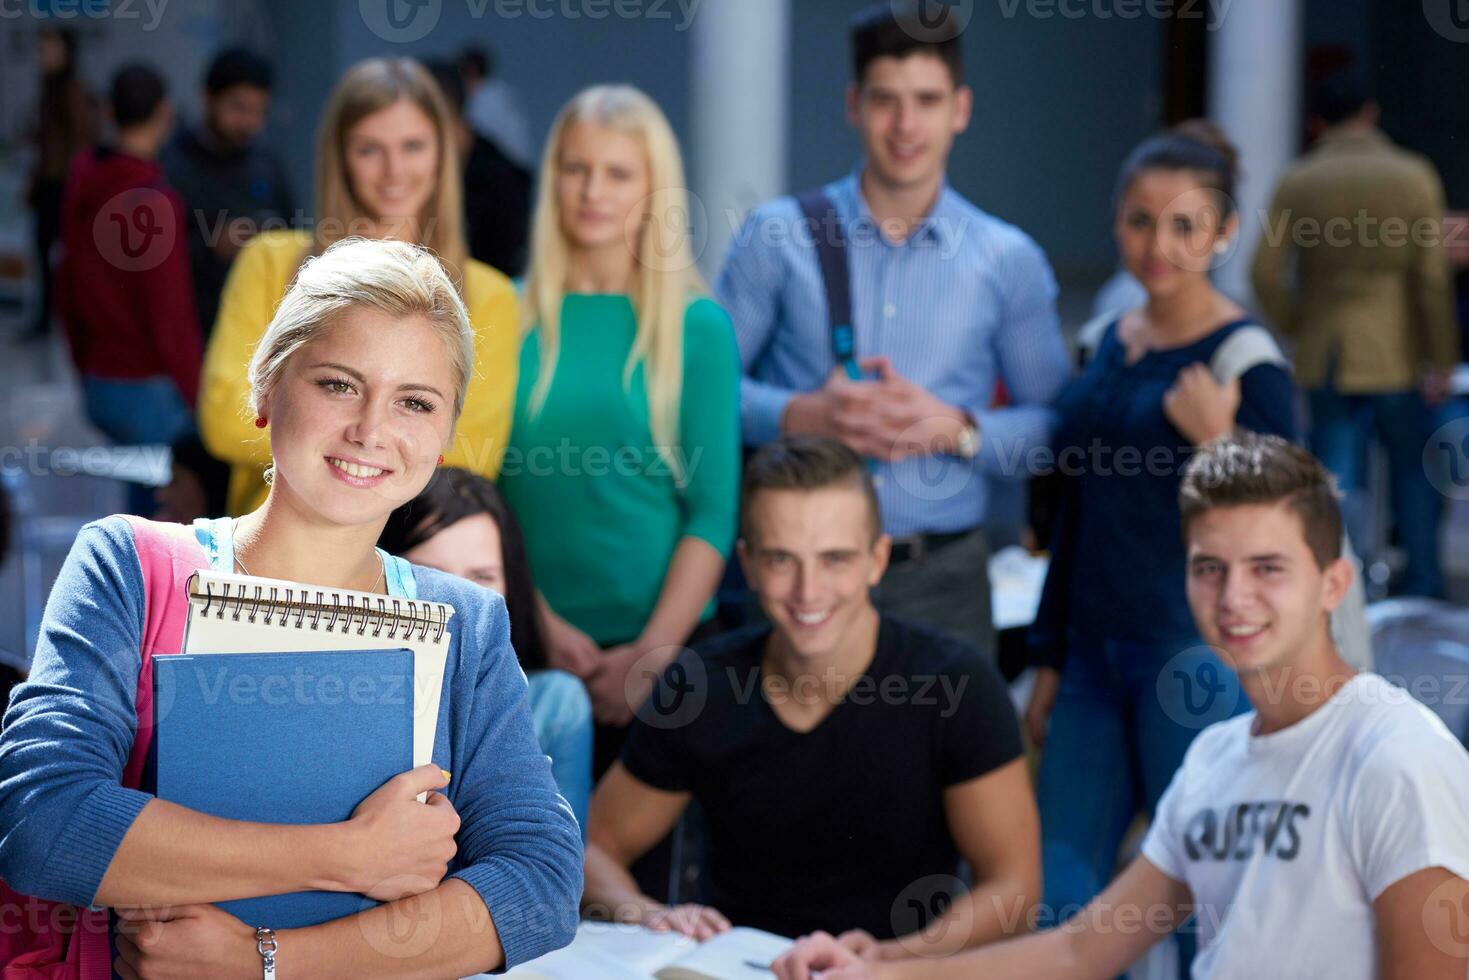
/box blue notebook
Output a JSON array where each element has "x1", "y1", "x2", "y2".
[{"x1": 152, "y1": 649, "x2": 415, "y2": 929}]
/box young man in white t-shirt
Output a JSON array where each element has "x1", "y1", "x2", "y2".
[{"x1": 773, "y1": 433, "x2": 1469, "y2": 980}]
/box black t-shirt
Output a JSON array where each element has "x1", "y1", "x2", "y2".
[{"x1": 621, "y1": 616, "x2": 1024, "y2": 940}]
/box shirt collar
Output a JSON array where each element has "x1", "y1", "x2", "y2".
[{"x1": 836, "y1": 163, "x2": 954, "y2": 247}]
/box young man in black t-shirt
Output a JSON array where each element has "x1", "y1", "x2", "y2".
[{"x1": 582, "y1": 435, "x2": 1039, "y2": 960}]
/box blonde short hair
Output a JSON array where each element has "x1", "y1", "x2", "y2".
[{"x1": 248, "y1": 237, "x2": 475, "y2": 422}]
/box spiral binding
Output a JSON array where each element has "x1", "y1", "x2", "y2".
[{"x1": 190, "y1": 577, "x2": 449, "y2": 643}]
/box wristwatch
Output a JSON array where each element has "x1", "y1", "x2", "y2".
[
  {"x1": 956, "y1": 414, "x2": 982, "y2": 459},
  {"x1": 255, "y1": 926, "x2": 278, "y2": 979}
]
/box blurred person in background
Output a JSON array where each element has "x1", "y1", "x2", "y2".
[
  {"x1": 716, "y1": 1, "x2": 1070, "y2": 658},
  {"x1": 1025, "y1": 122, "x2": 1299, "y2": 977},
  {"x1": 198, "y1": 57, "x2": 519, "y2": 517},
  {"x1": 23, "y1": 25, "x2": 95, "y2": 343},
  {"x1": 424, "y1": 60, "x2": 533, "y2": 277},
  {"x1": 1252, "y1": 71, "x2": 1458, "y2": 598},
  {"x1": 500, "y1": 84, "x2": 740, "y2": 779},
  {"x1": 56, "y1": 62, "x2": 201, "y2": 518},
  {"x1": 459, "y1": 45, "x2": 537, "y2": 172},
  {"x1": 159, "y1": 47, "x2": 294, "y2": 526},
  {"x1": 161, "y1": 46, "x2": 295, "y2": 340},
  {"x1": 380, "y1": 467, "x2": 593, "y2": 834}
]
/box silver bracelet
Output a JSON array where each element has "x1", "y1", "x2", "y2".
[{"x1": 255, "y1": 926, "x2": 278, "y2": 980}]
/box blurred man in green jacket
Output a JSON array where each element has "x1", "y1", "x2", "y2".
[{"x1": 1252, "y1": 72, "x2": 1459, "y2": 597}]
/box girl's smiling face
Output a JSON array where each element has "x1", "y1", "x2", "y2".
[
  {"x1": 262, "y1": 306, "x2": 457, "y2": 527},
  {"x1": 343, "y1": 98, "x2": 441, "y2": 228}
]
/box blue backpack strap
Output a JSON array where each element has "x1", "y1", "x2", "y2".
[{"x1": 793, "y1": 189, "x2": 860, "y2": 380}]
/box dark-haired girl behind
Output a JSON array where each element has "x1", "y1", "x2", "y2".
[
  {"x1": 381, "y1": 468, "x2": 593, "y2": 833},
  {"x1": 1023, "y1": 121, "x2": 1299, "y2": 976}
]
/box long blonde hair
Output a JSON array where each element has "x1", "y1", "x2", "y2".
[
  {"x1": 313, "y1": 58, "x2": 468, "y2": 288},
  {"x1": 521, "y1": 85, "x2": 704, "y2": 483}
]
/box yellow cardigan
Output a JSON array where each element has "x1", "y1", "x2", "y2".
[{"x1": 198, "y1": 230, "x2": 518, "y2": 514}]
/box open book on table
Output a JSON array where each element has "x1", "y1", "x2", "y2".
[{"x1": 491, "y1": 922, "x2": 792, "y2": 980}]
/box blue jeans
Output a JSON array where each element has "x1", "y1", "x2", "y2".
[
  {"x1": 1308, "y1": 387, "x2": 1444, "y2": 598},
  {"x1": 81, "y1": 375, "x2": 194, "y2": 516},
  {"x1": 527, "y1": 669, "x2": 593, "y2": 839},
  {"x1": 1036, "y1": 635, "x2": 1249, "y2": 977}
]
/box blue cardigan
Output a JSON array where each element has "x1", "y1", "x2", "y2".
[
  {"x1": 1029, "y1": 320, "x2": 1300, "y2": 663},
  {"x1": 0, "y1": 516, "x2": 581, "y2": 970}
]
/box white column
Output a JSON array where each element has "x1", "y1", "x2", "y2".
[
  {"x1": 1208, "y1": 0, "x2": 1303, "y2": 302},
  {"x1": 689, "y1": 0, "x2": 790, "y2": 279}
]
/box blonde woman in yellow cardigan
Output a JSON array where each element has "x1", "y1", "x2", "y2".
[{"x1": 199, "y1": 57, "x2": 518, "y2": 514}]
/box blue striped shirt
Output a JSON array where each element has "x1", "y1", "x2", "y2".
[{"x1": 715, "y1": 171, "x2": 1071, "y2": 536}]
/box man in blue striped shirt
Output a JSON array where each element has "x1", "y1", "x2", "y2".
[{"x1": 715, "y1": 1, "x2": 1071, "y2": 656}]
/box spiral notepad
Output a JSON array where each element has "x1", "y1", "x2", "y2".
[{"x1": 181, "y1": 569, "x2": 454, "y2": 769}]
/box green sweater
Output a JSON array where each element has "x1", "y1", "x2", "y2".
[{"x1": 501, "y1": 294, "x2": 740, "y2": 645}]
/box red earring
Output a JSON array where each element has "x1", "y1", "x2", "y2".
[
  {"x1": 437, "y1": 454, "x2": 445, "y2": 465},
  {"x1": 254, "y1": 417, "x2": 267, "y2": 428}
]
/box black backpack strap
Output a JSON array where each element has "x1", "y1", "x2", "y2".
[{"x1": 793, "y1": 189, "x2": 860, "y2": 379}]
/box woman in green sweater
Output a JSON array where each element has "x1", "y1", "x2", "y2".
[{"x1": 501, "y1": 85, "x2": 739, "y2": 773}]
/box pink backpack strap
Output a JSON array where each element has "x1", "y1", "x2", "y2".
[
  {"x1": 117, "y1": 517, "x2": 210, "y2": 788},
  {"x1": 45, "y1": 519, "x2": 209, "y2": 980}
]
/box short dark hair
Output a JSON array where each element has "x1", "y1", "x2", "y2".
[
  {"x1": 379, "y1": 468, "x2": 547, "y2": 672},
  {"x1": 851, "y1": 1, "x2": 965, "y2": 87},
  {"x1": 1309, "y1": 71, "x2": 1372, "y2": 127},
  {"x1": 110, "y1": 62, "x2": 167, "y2": 129},
  {"x1": 458, "y1": 46, "x2": 493, "y2": 81},
  {"x1": 741, "y1": 435, "x2": 882, "y2": 543},
  {"x1": 1179, "y1": 433, "x2": 1343, "y2": 570},
  {"x1": 205, "y1": 47, "x2": 272, "y2": 95}
]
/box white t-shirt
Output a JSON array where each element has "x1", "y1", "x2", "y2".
[{"x1": 1142, "y1": 672, "x2": 1469, "y2": 979}]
